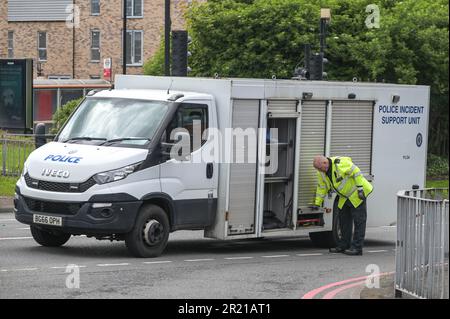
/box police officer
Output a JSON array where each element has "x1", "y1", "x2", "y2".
[{"x1": 312, "y1": 155, "x2": 373, "y2": 256}]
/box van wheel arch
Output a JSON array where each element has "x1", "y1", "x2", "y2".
[{"x1": 140, "y1": 193, "x2": 175, "y2": 230}]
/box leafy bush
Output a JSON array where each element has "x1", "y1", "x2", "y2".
[
  {"x1": 50, "y1": 97, "x2": 83, "y2": 134},
  {"x1": 427, "y1": 153, "x2": 449, "y2": 179},
  {"x1": 143, "y1": 36, "x2": 166, "y2": 76}
]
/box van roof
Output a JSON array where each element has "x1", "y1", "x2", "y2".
[{"x1": 92, "y1": 89, "x2": 212, "y2": 102}]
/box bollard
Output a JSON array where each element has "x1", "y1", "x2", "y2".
[{"x1": 34, "y1": 123, "x2": 47, "y2": 149}]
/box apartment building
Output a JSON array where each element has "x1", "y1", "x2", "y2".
[{"x1": 0, "y1": 0, "x2": 188, "y2": 79}]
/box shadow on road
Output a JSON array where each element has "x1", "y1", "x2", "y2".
[{"x1": 10, "y1": 235, "x2": 395, "y2": 260}]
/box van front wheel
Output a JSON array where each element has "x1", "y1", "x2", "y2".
[
  {"x1": 30, "y1": 226, "x2": 71, "y2": 247},
  {"x1": 125, "y1": 205, "x2": 170, "y2": 258}
]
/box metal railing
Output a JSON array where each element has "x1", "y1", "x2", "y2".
[
  {"x1": 1, "y1": 134, "x2": 55, "y2": 177},
  {"x1": 396, "y1": 188, "x2": 449, "y2": 299}
]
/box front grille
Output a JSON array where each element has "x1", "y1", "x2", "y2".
[
  {"x1": 23, "y1": 197, "x2": 82, "y2": 215},
  {"x1": 24, "y1": 173, "x2": 96, "y2": 193}
]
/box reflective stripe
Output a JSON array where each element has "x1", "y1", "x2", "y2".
[
  {"x1": 354, "y1": 172, "x2": 362, "y2": 177},
  {"x1": 349, "y1": 165, "x2": 357, "y2": 175},
  {"x1": 336, "y1": 177, "x2": 349, "y2": 192},
  {"x1": 318, "y1": 185, "x2": 327, "y2": 189},
  {"x1": 317, "y1": 194, "x2": 326, "y2": 199},
  {"x1": 345, "y1": 186, "x2": 358, "y2": 198}
]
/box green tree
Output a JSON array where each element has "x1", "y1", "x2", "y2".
[
  {"x1": 143, "y1": 35, "x2": 166, "y2": 76},
  {"x1": 50, "y1": 97, "x2": 83, "y2": 134},
  {"x1": 184, "y1": 0, "x2": 448, "y2": 156}
]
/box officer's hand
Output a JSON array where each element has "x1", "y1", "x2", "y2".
[{"x1": 358, "y1": 189, "x2": 366, "y2": 200}]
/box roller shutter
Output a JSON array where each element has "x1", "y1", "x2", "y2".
[
  {"x1": 8, "y1": 0, "x2": 72, "y2": 22},
  {"x1": 330, "y1": 101, "x2": 374, "y2": 175},
  {"x1": 267, "y1": 100, "x2": 298, "y2": 118},
  {"x1": 297, "y1": 101, "x2": 327, "y2": 208},
  {"x1": 227, "y1": 99, "x2": 260, "y2": 235}
]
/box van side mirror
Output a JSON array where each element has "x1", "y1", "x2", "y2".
[{"x1": 35, "y1": 123, "x2": 47, "y2": 149}]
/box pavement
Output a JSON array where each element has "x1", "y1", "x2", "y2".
[
  {"x1": 0, "y1": 197, "x2": 13, "y2": 214},
  {"x1": 0, "y1": 211, "x2": 400, "y2": 299}
]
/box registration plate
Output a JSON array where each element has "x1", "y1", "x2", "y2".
[{"x1": 33, "y1": 214, "x2": 62, "y2": 227}]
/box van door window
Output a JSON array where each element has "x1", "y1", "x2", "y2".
[{"x1": 167, "y1": 103, "x2": 209, "y2": 152}]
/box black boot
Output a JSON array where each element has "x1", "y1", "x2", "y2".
[
  {"x1": 329, "y1": 247, "x2": 346, "y2": 254},
  {"x1": 343, "y1": 248, "x2": 363, "y2": 256}
]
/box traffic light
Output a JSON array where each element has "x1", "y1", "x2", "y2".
[
  {"x1": 172, "y1": 30, "x2": 190, "y2": 76},
  {"x1": 309, "y1": 52, "x2": 327, "y2": 80}
]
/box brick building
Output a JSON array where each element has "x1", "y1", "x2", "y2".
[{"x1": 0, "y1": 0, "x2": 189, "y2": 80}]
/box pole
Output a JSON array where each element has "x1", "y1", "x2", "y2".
[
  {"x1": 319, "y1": 18, "x2": 327, "y2": 54},
  {"x1": 123, "y1": 0, "x2": 127, "y2": 75},
  {"x1": 72, "y1": 0, "x2": 76, "y2": 79},
  {"x1": 304, "y1": 44, "x2": 311, "y2": 70},
  {"x1": 164, "y1": 0, "x2": 171, "y2": 76}
]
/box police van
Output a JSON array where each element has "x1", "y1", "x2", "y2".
[{"x1": 14, "y1": 75, "x2": 430, "y2": 257}]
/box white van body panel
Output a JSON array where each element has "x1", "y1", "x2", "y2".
[
  {"x1": 17, "y1": 75, "x2": 429, "y2": 244},
  {"x1": 25, "y1": 142, "x2": 148, "y2": 183},
  {"x1": 116, "y1": 75, "x2": 429, "y2": 239}
]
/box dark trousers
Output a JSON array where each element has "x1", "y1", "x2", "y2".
[{"x1": 337, "y1": 200, "x2": 367, "y2": 251}]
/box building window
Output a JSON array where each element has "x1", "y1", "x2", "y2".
[
  {"x1": 126, "y1": 30, "x2": 143, "y2": 66},
  {"x1": 91, "y1": 0, "x2": 100, "y2": 15},
  {"x1": 7, "y1": 31, "x2": 14, "y2": 58},
  {"x1": 126, "y1": 0, "x2": 143, "y2": 18},
  {"x1": 91, "y1": 30, "x2": 101, "y2": 62},
  {"x1": 38, "y1": 32, "x2": 47, "y2": 61}
]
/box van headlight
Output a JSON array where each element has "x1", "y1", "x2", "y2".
[
  {"x1": 93, "y1": 162, "x2": 143, "y2": 185},
  {"x1": 21, "y1": 165, "x2": 28, "y2": 177}
]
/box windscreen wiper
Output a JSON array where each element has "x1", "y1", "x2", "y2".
[
  {"x1": 63, "y1": 137, "x2": 107, "y2": 143},
  {"x1": 99, "y1": 137, "x2": 151, "y2": 146}
]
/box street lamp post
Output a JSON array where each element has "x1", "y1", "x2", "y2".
[
  {"x1": 123, "y1": 0, "x2": 128, "y2": 75},
  {"x1": 165, "y1": 0, "x2": 171, "y2": 76}
]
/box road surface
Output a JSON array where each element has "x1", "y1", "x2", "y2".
[{"x1": 0, "y1": 212, "x2": 397, "y2": 299}]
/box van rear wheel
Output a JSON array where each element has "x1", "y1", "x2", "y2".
[
  {"x1": 30, "y1": 226, "x2": 71, "y2": 247},
  {"x1": 125, "y1": 204, "x2": 170, "y2": 258},
  {"x1": 309, "y1": 198, "x2": 342, "y2": 248}
]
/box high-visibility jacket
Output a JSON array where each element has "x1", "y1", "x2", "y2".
[{"x1": 314, "y1": 156, "x2": 373, "y2": 209}]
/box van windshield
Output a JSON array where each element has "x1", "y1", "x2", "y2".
[{"x1": 57, "y1": 98, "x2": 169, "y2": 146}]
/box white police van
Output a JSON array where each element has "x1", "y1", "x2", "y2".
[{"x1": 14, "y1": 75, "x2": 430, "y2": 257}]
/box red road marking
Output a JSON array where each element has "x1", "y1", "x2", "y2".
[
  {"x1": 322, "y1": 280, "x2": 366, "y2": 299},
  {"x1": 302, "y1": 272, "x2": 394, "y2": 299}
]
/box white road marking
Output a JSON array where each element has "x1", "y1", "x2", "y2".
[
  {"x1": 225, "y1": 257, "x2": 254, "y2": 260},
  {"x1": 16, "y1": 227, "x2": 30, "y2": 230},
  {"x1": 12, "y1": 268, "x2": 38, "y2": 271},
  {"x1": 0, "y1": 236, "x2": 33, "y2": 240},
  {"x1": 296, "y1": 253, "x2": 323, "y2": 257},
  {"x1": 1, "y1": 269, "x2": 8, "y2": 272},
  {"x1": 261, "y1": 255, "x2": 290, "y2": 258},
  {"x1": 97, "y1": 263, "x2": 130, "y2": 267},
  {"x1": 184, "y1": 258, "x2": 215, "y2": 262},
  {"x1": 367, "y1": 250, "x2": 388, "y2": 253},
  {"x1": 0, "y1": 219, "x2": 17, "y2": 222},
  {"x1": 143, "y1": 261, "x2": 172, "y2": 265},
  {"x1": 50, "y1": 265, "x2": 87, "y2": 269}
]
